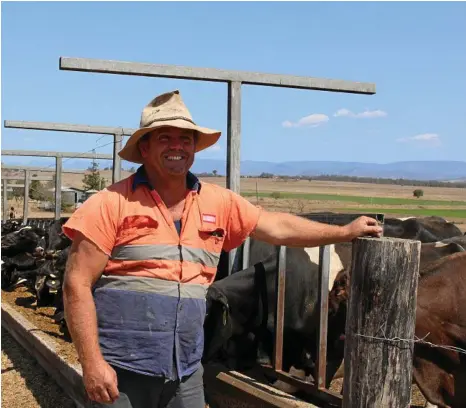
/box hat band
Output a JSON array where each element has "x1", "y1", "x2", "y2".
[{"x1": 144, "y1": 115, "x2": 196, "y2": 127}]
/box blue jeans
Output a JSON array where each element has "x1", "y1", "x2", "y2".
[{"x1": 92, "y1": 365, "x2": 205, "y2": 408}]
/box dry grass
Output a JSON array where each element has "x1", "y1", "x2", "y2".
[
  {"x1": 6, "y1": 174, "x2": 466, "y2": 227},
  {"x1": 203, "y1": 177, "x2": 466, "y2": 201}
]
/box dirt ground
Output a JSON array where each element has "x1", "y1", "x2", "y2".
[
  {"x1": 1, "y1": 330, "x2": 75, "y2": 408},
  {"x1": 1, "y1": 284, "x2": 428, "y2": 407}
]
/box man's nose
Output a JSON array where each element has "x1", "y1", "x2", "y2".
[{"x1": 168, "y1": 138, "x2": 184, "y2": 150}]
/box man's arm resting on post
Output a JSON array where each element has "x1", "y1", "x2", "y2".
[
  {"x1": 63, "y1": 232, "x2": 119, "y2": 404},
  {"x1": 251, "y1": 211, "x2": 382, "y2": 247}
]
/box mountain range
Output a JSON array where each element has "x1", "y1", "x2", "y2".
[{"x1": 3, "y1": 158, "x2": 466, "y2": 182}]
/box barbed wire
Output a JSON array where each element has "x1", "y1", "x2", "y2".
[{"x1": 354, "y1": 332, "x2": 466, "y2": 355}]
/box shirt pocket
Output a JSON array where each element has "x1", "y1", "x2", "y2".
[
  {"x1": 116, "y1": 215, "x2": 159, "y2": 245},
  {"x1": 198, "y1": 225, "x2": 226, "y2": 255}
]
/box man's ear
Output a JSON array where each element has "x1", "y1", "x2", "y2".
[{"x1": 138, "y1": 138, "x2": 149, "y2": 159}]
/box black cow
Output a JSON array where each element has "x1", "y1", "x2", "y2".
[
  {"x1": 204, "y1": 243, "x2": 344, "y2": 389},
  {"x1": 1, "y1": 227, "x2": 42, "y2": 257},
  {"x1": 46, "y1": 218, "x2": 71, "y2": 251},
  {"x1": 383, "y1": 216, "x2": 462, "y2": 243},
  {"x1": 1, "y1": 220, "x2": 21, "y2": 235}
]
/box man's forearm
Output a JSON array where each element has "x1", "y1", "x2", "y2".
[
  {"x1": 253, "y1": 211, "x2": 351, "y2": 247},
  {"x1": 63, "y1": 283, "x2": 103, "y2": 369}
]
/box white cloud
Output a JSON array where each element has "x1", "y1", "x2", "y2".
[
  {"x1": 396, "y1": 133, "x2": 441, "y2": 145},
  {"x1": 206, "y1": 144, "x2": 221, "y2": 151},
  {"x1": 333, "y1": 108, "x2": 387, "y2": 118},
  {"x1": 282, "y1": 113, "x2": 329, "y2": 128}
]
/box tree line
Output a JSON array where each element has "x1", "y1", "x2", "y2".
[{"x1": 253, "y1": 173, "x2": 466, "y2": 188}]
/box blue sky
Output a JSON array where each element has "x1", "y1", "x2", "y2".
[{"x1": 2, "y1": 1, "x2": 466, "y2": 170}]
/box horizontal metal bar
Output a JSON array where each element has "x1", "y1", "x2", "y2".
[
  {"x1": 59, "y1": 57, "x2": 376, "y2": 95},
  {"x1": 5, "y1": 184, "x2": 24, "y2": 187},
  {"x1": 2, "y1": 150, "x2": 113, "y2": 160},
  {"x1": 4, "y1": 120, "x2": 136, "y2": 136},
  {"x1": 2, "y1": 165, "x2": 86, "y2": 174},
  {"x1": 2, "y1": 176, "x2": 53, "y2": 181}
]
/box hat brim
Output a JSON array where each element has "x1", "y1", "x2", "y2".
[{"x1": 118, "y1": 119, "x2": 221, "y2": 164}]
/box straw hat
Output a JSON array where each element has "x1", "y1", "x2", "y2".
[{"x1": 119, "y1": 90, "x2": 221, "y2": 164}]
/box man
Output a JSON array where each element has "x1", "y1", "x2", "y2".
[
  {"x1": 9, "y1": 206, "x2": 17, "y2": 219},
  {"x1": 62, "y1": 90, "x2": 382, "y2": 408}
]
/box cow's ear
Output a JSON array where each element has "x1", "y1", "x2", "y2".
[{"x1": 209, "y1": 286, "x2": 229, "y2": 309}]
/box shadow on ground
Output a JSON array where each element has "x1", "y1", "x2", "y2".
[{"x1": 1, "y1": 330, "x2": 75, "y2": 408}]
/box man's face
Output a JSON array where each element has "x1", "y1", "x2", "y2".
[{"x1": 139, "y1": 127, "x2": 196, "y2": 177}]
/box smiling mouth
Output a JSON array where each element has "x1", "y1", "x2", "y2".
[{"x1": 165, "y1": 155, "x2": 185, "y2": 161}]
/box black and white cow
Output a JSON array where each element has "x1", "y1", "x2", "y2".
[
  {"x1": 205, "y1": 241, "x2": 346, "y2": 388},
  {"x1": 383, "y1": 216, "x2": 463, "y2": 243}
]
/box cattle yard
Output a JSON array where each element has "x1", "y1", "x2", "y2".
[
  {"x1": 1, "y1": 220, "x2": 435, "y2": 408},
  {"x1": 2, "y1": 56, "x2": 465, "y2": 408},
  {"x1": 3, "y1": 170, "x2": 465, "y2": 232}
]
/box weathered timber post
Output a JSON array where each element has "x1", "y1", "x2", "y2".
[{"x1": 342, "y1": 237, "x2": 421, "y2": 408}]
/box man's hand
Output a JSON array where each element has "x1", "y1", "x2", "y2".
[
  {"x1": 343, "y1": 216, "x2": 383, "y2": 240},
  {"x1": 83, "y1": 358, "x2": 119, "y2": 404}
]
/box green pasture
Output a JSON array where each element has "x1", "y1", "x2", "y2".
[
  {"x1": 241, "y1": 191, "x2": 466, "y2": 207},
  {"x1": 334, "y1": 208, "x2": 466, "y2": 218}
]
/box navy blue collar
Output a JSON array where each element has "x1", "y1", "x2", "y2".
[{"x1": 132, "y1": 165, "x2": 200, "y2": 193}]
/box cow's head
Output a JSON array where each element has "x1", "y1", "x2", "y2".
[
  {"x1": 328, "y1": 268, "x2": 350, "y2": 346},
  {"x1": 328, "y1": 269, "x2": 349, "y2": 317},
  {"x1": 203, "y1": 285, "x2": 234, "y2": 363}
]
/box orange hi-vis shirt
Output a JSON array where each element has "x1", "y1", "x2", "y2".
[
  {"x1": 63, "y1": 168, "x2": 261, "y2": 285},
  {"x1": 61, "y1": 167, "x2": 262, "y2": 380}
]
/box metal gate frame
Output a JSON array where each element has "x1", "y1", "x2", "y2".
[
  {"x1": 2, "y1": 150, "x2": 111, "y2": 220},
  {"x1": 58, "y1": 56, "x2": 376, "y2": 275}
]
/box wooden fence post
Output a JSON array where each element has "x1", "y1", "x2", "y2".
[{"x1": 342, "y1": 237, "x2": 421, "y2": 408}]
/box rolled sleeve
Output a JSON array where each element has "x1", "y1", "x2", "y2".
[
  {"x1": 223, "y1": 190, "x2": 262, "y2": 252},
  {"x1": 62, "y1": 190, "x2": 119, "y2": 256}
]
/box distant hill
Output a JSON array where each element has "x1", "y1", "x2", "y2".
[
  {"x1": 2, "y1": 157, "x2": 466, "y2": 182},
  {"x1": 192, "y1": 160, "x2": 466, "y2": 182}
]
